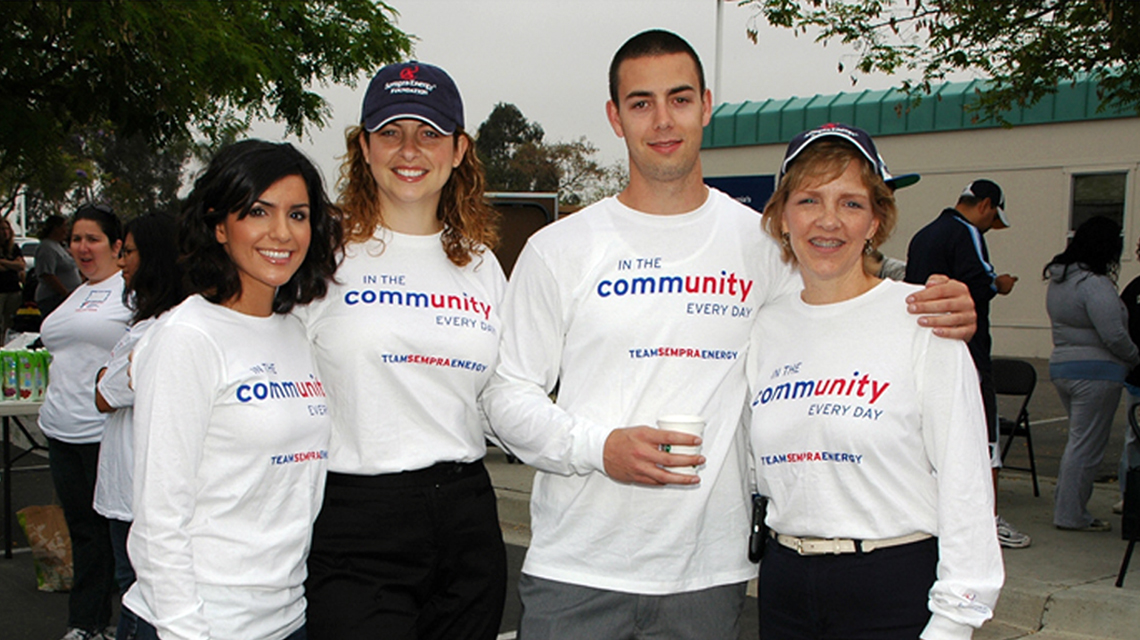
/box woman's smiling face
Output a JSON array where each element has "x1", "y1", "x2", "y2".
[
  {"x1": 781, "y1": 160, "x2": 880, "y2": 300},
  {"x1": 360, "y1": 119, "x2": 466, "y2": 213},
  {"x1": 214, "y1": 174, "x2": 312, "y2": 315}
]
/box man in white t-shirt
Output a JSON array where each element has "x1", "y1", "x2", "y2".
[{"x1": 483, "y1": 29, "x2": 978, "y2": 639}]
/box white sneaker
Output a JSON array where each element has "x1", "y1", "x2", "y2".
[
  {"x1": 996, "y1": 515, "x2": 1032, "y2": 548},
  {"x1": 1114, "y1": 500, "x2": 1125, "y2": 515},
  {"x1": 59, "y1": 629, "x2": 100, "y2": 640}
]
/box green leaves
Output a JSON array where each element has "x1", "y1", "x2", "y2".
[
  {"x1": 0, "y1": 0, "x2": 411, "y2": 214},
  {"x1": 742, "y1": 0, "x2": 1140, "y2": 122},
  {"x1": 475, "y1": 103, "x2": 625, "y2": 207}
]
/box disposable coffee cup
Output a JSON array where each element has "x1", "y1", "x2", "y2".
[{"x1": 657, "y1": 414, "x2": 705, "y2": 475}]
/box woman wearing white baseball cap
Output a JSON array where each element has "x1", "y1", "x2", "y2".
[{"x1": 298, "y1": 61, "x2": 507, "y2": 640}]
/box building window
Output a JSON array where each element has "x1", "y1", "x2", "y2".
[{"x1": 1070, "y1": 172, "x2": 1127, "y2": 231}]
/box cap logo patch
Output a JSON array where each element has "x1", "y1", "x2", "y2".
[
  {"x1": 804, "y1": 124, "x2": 859, "y2": 141},
  {"x1": 385, "y1": 65, "x2": 436, "y2": 96}
]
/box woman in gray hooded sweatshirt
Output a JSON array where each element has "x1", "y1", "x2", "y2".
[{"x1": 1045, "y1": 215, "x2": 1140, "y2": 531}]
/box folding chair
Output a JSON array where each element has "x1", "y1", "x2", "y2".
[
  {"x1": 993, "y1": 358, "x2": 1039, "y2": 497},
  {"x1": 1115, "y1": 401, "x2": 1140, "y2": 587}
]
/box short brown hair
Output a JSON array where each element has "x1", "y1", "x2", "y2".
[
  {"x1": 761, "y1": 139, "x2": 897, "y2": 267},
  {"x1": 609, "y1": 30, "x2": 705, "y2": 105}
]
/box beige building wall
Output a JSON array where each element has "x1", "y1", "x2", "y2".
[{"x1": 702, "y1": 118, "x2": 1140, "y2": 359}]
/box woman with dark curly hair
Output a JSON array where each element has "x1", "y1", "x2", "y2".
[
  {"x1": 1044, "y1": 215, "x2": 1140, "y2": 532},
  {"x1": 122, "y1": 140, "x2": 343, "y2": 640},
  {"x1": 298, "y1": 62, "x2": 507, "y2": 640}
]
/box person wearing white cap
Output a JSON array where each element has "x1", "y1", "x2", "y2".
[
  {"x1": 297, "y1": 61, "x2": 507, "y2": 640},
  {"x1": 906, "y1": 178, "x2": 1030, "y2": 549}
]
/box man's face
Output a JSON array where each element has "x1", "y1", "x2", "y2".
[
  {"x1": 978, "y1": 198, "x2": 1003, "y2": 233},
  {"x1": 606, "y1": 52, "x2": 711, "y2": 187}
]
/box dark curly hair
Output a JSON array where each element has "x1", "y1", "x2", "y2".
[
  {"x1": 1042, "y1": 215, "x2": 1123, "y2": 282},
  {"x1": 122, "y1": 213, "x2": 186, "y2": 324},
  {"x1": 180, "y1": 139, "x2": 344, "y2": 313}
]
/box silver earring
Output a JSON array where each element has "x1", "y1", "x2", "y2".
[
  {"x1": 781, "y1": 233, "x2": 791, "y2": 250},
  {"x1": 864, "y1": 239, "x2": 874, "y2": 255}
]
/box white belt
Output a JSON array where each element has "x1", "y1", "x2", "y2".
[{"x1": 772, "y1": 531, "x2": 932, "y2": 555}]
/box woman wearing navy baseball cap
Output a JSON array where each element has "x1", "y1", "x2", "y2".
[
  {"x1": 299, "y1": 62, "x2": 507, "y2": 639},
  {"x1": 746, "y1": 124, "x2": 1003, "y2": 639}
]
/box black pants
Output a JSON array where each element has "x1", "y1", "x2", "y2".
[
  {"x1": 47, "y1": 437, "x2": 115, "y2": 631},
  {"x1": 979, "y1": 367, "x2": 998, "y2": 445},
  {"x1": 305, "y1": 460, "x2": 507, "y2": 640},
  {"x1": 758, "y1": 537, "x2": 938, "y2": 639}
]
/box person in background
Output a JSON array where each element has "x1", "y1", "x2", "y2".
[
  {"x1": 905, "y1": 179, "x2": 1030, "y2": 549},
  {"x1": 865, "y1": 248, "x2": 906, "y2": 281},
  {"x1": 300, "y1": 61, "x2": 508, "y2": 640},
  {"x1": 122, "y1": 140, "x2": 341, "y2": 640},
  {"x1": 749, "y1": 123, "x2": 1002, "y2": 640},
  {"x1": 35, "y1": 213, "x2": 82, "y2": 318},
  {"x1": 38, "y1": 204, "x2": 130, "y2": 640},
  {"x1": 1117, "y1": 236, "x2": 1140, "y2": 516},
  {"x1": 0, "y1": 218, "x2": 27, "y2": 338},
  {"x1": 92, "y1": 213, "x2": 185, "y2": 640},
  {"x1": 1044, "y1": 215, "x2": 1139, "y2": 532}
]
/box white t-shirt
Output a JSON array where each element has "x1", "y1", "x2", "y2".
[
  {"x1": 482, "y1": 189, "x2": 799, "y2": 594},
  {"x1": 39, "y1": 271, "x2": 131, "y2": 443},
  {"x1": 747, "y1": 279, "x2": 1003, "y2": 640},
  {"x1": 123, "y1": 296, "x2": 331, "y2": 640},
  {"x1": 93, "y1": 315, "x2": 159, "y2": 521},
  {"x1": 296, "y1": 229, "x2": 506, "y2": 474}
]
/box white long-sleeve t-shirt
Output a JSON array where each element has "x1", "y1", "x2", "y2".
[
  {"x1": 124, "y1": 296, "x2": 331, "y2": 640},
  {"x1": 295, "y1": 229, "x2": 506, "y2": 474},
  {"x1": 93, "y1": 315, "x2": 158, "y2": 521},
  {"x1": 39, "y1": 271, "x2": 131, "y2": 443},
  {"x1": 482, "y1": 190, "x2": 799, "y2": 594},
  {"x1": 747, "y1": 280, "x2": 1004, "y2": 640}
]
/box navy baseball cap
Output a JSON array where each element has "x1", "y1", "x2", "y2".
[
  {"x1": 961, "y1": 179, "x2": 1009, "y2": 228},
  {"x1": 361, "y1": 61, "x2": 464, "y2": 135},
  {"x1": 779, "y1": 123, "x2": 920, "y2": 191}
]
